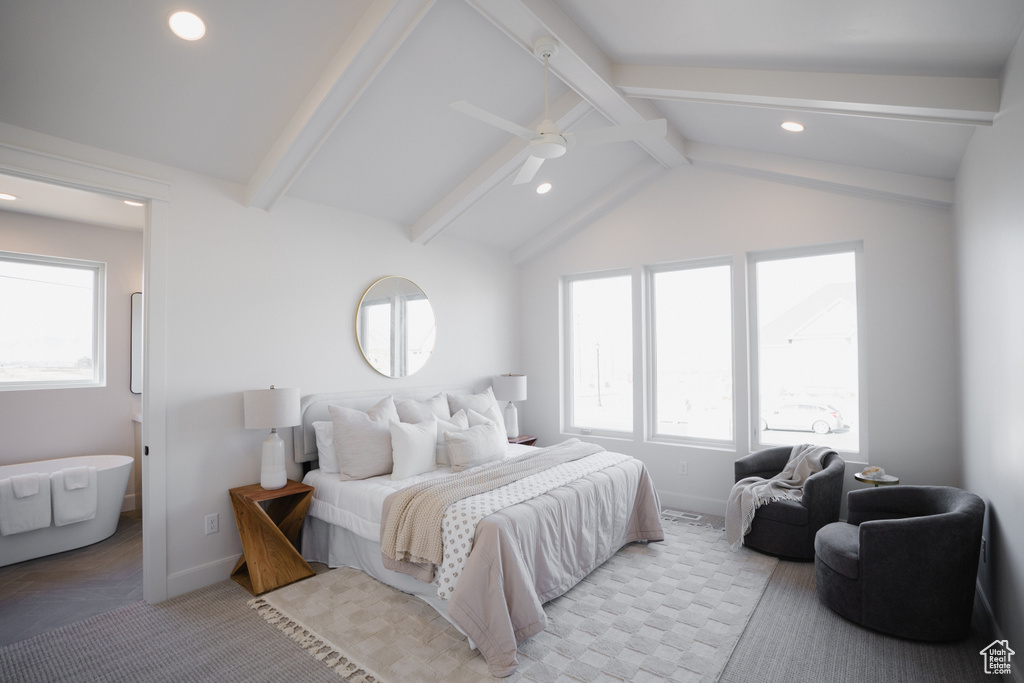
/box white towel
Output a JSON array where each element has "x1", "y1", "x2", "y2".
[
  {"x1": 63, "y1": 466, "x2": 91, "y2": 491},
  {"x1": 12, "y1": 473, "x2": 41, "y2": 498},
  {"x1": 0, "y1": 475, "x2": 52, "y2": 536},
  {"x1": 51, "y1": 467, "x2": 98, "y2": 527}
]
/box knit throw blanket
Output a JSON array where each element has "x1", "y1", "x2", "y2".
[
  {"x1": 725, "y1": 444, "x2": 833, "y2": 551},
  {"x1": 380, "y1": 439, "x2": 604, "y2": 568}
]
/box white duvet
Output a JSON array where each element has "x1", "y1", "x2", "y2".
[{"x1": 302, "y1": 443, "x2": 536, "y2": 542}]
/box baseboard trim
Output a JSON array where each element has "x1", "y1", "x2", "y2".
[
  {"x1": 658, "y1": 492, "x2": 727, "y2": 518},
  {"x1": 975, "y1": 580, "x2": 1023, "y2": 683},
  {"x1": 121, "y1": 493, "x2": 137, "y2": 512},
  {"x1": 167, "y1": 555, "x2": 239, "y2": 600}
]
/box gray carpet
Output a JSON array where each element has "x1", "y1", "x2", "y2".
[
  {"x1": 719, "y1": 559, "x2": 992, "y2": 683},
  {"x1": 0, "y1": 575, "x2": 341, "y2": 683},
  {"x1": 0, "y1": 513, "x2": 995, "y2": 683}
]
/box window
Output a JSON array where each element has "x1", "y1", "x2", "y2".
[
  {"x1": 0, "y1": 251, "x2": 106, "y2": 390},
  {"x1": 649, "y1": 260, "x2": 733, "y2": 442},
  {"x1": 750, "y1": 244, "x2": 861, "y2": 453},
  {"x1": 565, "y1": 272, "x2": 633, "y2": 433}
]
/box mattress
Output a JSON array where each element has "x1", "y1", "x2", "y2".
[{"x1": 302, "y1": 443, "x2": 536, "y2": 542}]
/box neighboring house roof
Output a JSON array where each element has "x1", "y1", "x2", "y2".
[{"x1": 759, "y1": 283, "x2": 857, "y2": 347}]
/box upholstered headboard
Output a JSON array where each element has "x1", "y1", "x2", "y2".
[{"x1": 292, "y1": 385, "x2": 478, "y2": 464}]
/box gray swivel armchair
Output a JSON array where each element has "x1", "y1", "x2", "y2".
[
  {"x1": 814, "y1": 486, "x2": 985, "y2": 641},
  {"x1": 734, "y1": 445, "x2": 846, "y2": 561}
]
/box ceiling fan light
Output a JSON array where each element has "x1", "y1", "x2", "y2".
[
  {"x1": 781, "y1": 121, "x2": 805, "y2": 133},
  {"x1": 169, "y1": 11, "x2": 206, "y2": 41},
  {"x1": 530, "y1": 135, "x2": 567, "y2": 159}
]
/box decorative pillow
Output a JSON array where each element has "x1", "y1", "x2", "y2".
[
  {"x1": 328, "y1": 395, "x2": 400, "y2": 480},
  {"x1": 312, "y1": 420, "x2": 339, "y2": 473},
  {"x1": 390, "y1": 419, "x2": 438, "y2": 480},
  {"x1": 435, "y1": 409, "x2": 470, "y2": 465},
  {"x1": 447, "y1": 387, "x2": 506, "y2": 436},
  {"x1": 396, "y1": 393, "x2": 449, "y2": 424},
  {"x1": 467, "y1": 407, "x2": 502, "y2": 428},
  {"x1": 445, "y1": 419, "x2": 508, "y2": 473}
]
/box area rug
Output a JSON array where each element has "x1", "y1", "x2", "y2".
[{"x1": 249, "y1": 514, "x2": 778, "y2": 682}]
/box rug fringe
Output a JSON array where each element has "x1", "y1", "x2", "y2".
[{"x1": 247, "y1": 597, "x2": 383, "y2": 683}]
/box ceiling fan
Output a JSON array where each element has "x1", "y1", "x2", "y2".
[{"x1": 451, "y1": 38, "x2": 667, "y2": 185}]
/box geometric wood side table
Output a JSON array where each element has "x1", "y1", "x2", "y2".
[{"x1": 229, "y1": 480, "x2": 315, "y2": 596}]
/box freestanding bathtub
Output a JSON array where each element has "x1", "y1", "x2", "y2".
[{"x1": 0, "y1": 454, "x2": 133, "y2": 568}]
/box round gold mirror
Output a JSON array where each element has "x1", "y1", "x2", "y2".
[{"x1": 355, "y1": 277, "x2": 436, "y2": 378}]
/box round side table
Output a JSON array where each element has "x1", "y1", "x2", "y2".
[{"x1": 854, "y1": 472, "x2": 899, "y2": 487}]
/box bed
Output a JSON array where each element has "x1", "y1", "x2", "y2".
[{"x1": 294, "y1": 387, "x2": 664, "y2": 677}]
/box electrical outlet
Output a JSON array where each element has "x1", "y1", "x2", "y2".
[
  {"x1": 678, "y1": 461, "x2": 688, "y2": 476},
  {"x1": 205, "y1": 513, "x2": 219, "y2": 535}
]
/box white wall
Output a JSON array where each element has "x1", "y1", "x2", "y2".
[
  {"x1": 0, "y1": 213, "x2": 142, "y2": 507},
  {"x1": 152, "y1": 171, "x2": 519, "y2": 595},
  {"x1": 955, "y1": 24, "x2": 1024, "y2": 659},
  {"x1": 0, "y1": 124, "x2": 520, "y2": 597},
  {"x1": 519, "y1": 164, "x2": 961, "y2": 516}
]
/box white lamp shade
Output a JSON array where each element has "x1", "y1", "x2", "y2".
[
  {"x1": 492, "y1": 374, "x2": 527, "y2": 403},
  {"x1": 243, "y1": 387, "x2": 300, "y2": 429}
]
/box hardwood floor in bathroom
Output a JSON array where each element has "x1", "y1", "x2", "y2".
[{"x1": 0, "y1": 510, "x2": 142, "y2": 647}]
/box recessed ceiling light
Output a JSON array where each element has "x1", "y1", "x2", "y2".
[
  {"x1": 781, "y1": 121, "x2": 805, "y2": 133},
  {"x1": 536, "y1": 182, "x2": 552, "y2": 194},
  {"x1": 169, "y1": 11, "x2": 206, "y2": 41},
  {"x1": 124, "y1": 200, "x2": 145, "y2": 207},
  {"x1": 0, "y1": 193, "x2": 16, "y2": 201}
]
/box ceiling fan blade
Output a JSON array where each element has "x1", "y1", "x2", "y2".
[
  {"x1": 565, "y1": 118, "x2": 667, "y2": 148},
  {"x1": 450, "y1": 101, "x2": 538, "y2": 140},
  {"x1": 512, "y1": 156, "x2": 545, "y2": 185}
]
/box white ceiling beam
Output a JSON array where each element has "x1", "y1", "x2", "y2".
[
  {"x1": 615, "y1": 65, "x2": 999, "y2": 126},
  {"x1": 687, "y1": 142, "x2": 954, "y2": 209},
  {"x1": 464, "y1": 0, "x2": 689, "y2": 168},
  {"x1": 411, "y1": 91, "x2": 591, "y2": 245},
  {"x1": 245, "y1": 0, "x2": 435, "y2": 211},
  {"x1": 512, "y1": 158, "x2": 665, "y2": 265}
]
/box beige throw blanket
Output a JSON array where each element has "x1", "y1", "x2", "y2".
[
  {"x1": 380, "y1": 439, "x2": 603, "y2": 572},
  {"x1": 725, "y1": 444, "x2": 833, "y2": 550}
]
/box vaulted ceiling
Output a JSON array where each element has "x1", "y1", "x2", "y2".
[{"x1": 1, "y1": 0, "x2": 1022, "y2": 261}]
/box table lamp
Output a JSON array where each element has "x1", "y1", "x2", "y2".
[
  {"x1": 243, "y1": 385, "x2": 300, "y2": 489},
  {"x1": 492, "y1": 374, "x2": 527, "y2": 438}
]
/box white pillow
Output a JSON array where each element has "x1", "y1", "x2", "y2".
[
  {"x1": 312, "y1": 420, "x2": 338, "y2": 473},
  {"x1": 445, "y1": 419, "x2": 508, "y2": 473},
  {"x1": 396, "y1": 393, "x2": 449, "y2": 423},
  {"x1": 467, "y1": 407, "x2": 502, "y2": 428},
  {"x1": 447, "y1": 387, "x2": 506, "y2": 436},
  {"x1": 435, "y1": 409, "x2": 470, "y2": 465},
  {"x1": 328, "y1": 395, "x2": 400, "y2": 481},
  {"x1": 390, "y1": 419, "x2": 438, "y2": 480}
]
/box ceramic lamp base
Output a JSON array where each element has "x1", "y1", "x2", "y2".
[
  {"x1": 503, "y1": 401, "x2": 519, "y2": 438},
  {"x1": 260, "y1": 430, "x2": 287, "y2": 490}
]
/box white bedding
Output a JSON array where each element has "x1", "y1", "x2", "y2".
[
  {"x1": 301, "y1": 441, "x2": 664, "y2": 677},
  {"x1": 302, "y1": 443, "x2": 535, "y2": 542}
]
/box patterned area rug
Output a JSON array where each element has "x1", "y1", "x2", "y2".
[{"x1": 250, "y1": 514, "x2": 777, "y2": 682}]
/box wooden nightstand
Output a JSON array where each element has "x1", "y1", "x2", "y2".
[
  {"x1": 509, "y1": 435, "x2": 537, "y2": 446},
  {"x1": 229, "y1": 480, "x2": 315, "y2": 596}
]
